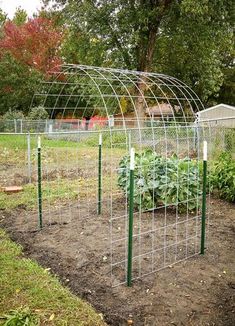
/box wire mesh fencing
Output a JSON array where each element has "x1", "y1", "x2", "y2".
[
  {"x1": 0, "y1": 117, "x2": 234, "y2": 286},
  {"x1": 110, "y1": 124, "x2": 204, "y2": 286},
  {"x1": 0, "y1": 119, "x2": 90, "y2": 133}
]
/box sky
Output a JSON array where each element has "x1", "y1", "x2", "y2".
[{"x1": 0, "y1": 0, "x2": 43, "y2": 18}]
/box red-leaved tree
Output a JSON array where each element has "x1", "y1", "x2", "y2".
[{"x1": 0, "y1": 17, "x2": 63, "y2": 74}]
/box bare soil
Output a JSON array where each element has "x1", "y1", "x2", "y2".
[
  {"x1": 0, "y1": 164, "x2": 85, "y2": 186},
  {"x1": 0, "y1": 198, "x2": 234, "y2": 326}
]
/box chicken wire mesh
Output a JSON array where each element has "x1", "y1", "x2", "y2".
[{"x1": 2, "y1": 65, "x2": 233, "y2": 287}]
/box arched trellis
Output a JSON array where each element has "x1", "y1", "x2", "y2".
[
  {"x1": 31, "y1": 64, "x2": 204, "y2": 124},
  {"x1": 31, "y1": 65, "x2": 209, "y2": 287}
]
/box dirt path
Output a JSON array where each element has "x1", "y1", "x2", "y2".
[{"x1": 1, "y1": 198, "x2": 234, "y2": 326}]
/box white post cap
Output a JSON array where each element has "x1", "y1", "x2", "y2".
[
  {"x1": 99, "y1": 133, "x2": 102, "y2": 145},
  {"x1": 130, "y1": 147, "x2": 135, "y2": 170},
  {"x1": 203, "y1": 140, "x2": 207, "y2": 161},
  {"x1": 38, "y1": 136, "x2": 41, "y2": 149}
]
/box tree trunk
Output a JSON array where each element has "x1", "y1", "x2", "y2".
[
  {"x1": 135, "y1": 27, "x2": 158, "y2": 126},
  {"x1": 85, "y1": 116, "x2": 90, "y2": 130},
  {"x1": 134, "y1": 0, "x2": 174, "y2": 126}
]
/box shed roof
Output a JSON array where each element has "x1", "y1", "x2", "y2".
[
  {"x1": 146, "y1": 103, "x2": 174, "y2": 116},
  {"x1": 197, "y1": 104, "x2": 235, "y2": 116}
]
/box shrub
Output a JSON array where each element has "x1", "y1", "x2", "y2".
[
  {"x1": 2, "y1": 109, "x2": 25, "y2": 120},
  {"x1": 118, "y1": 149, "x2": 202, "y2": 212},
  {"x1": 27, "y1": 106, "x2": 49, "y2": 120},
  {"x1": 210, "y1": 152, "x2": 235, "y2": 202},
  {"x1": 0, "y1": 110, "x2": 25, "y2": 132}
]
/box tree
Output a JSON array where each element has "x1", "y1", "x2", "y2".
[
  {"x1": 0, "y1": 14, "x2": 65, "y2": 115},
  {"x1": 0, "y1": 53, "x2": 42, "y2": 115},
  {"x1": 216, "y1": 66, "x2": 235, "y2": 106},
  {"x1": 12, "y1": 7, "x2": 27, "y2": 25},
  {"x1": 44, "y1": 0, "x2": 177, "y2": 120},
  {"x1": 0, "y1": 17, "x2": 63, "y2": 74},
  {"x1": 45, "y1": 0, "x2": 175, "y2": 72},
  {"x1": 153, "y1": 0, "x2": 234, "y2": 104},
  {"x1": 44, "y1": 0, "x2": 234, "y2": 112},
  {"x1": 0, "y1": 9, "x2": 7, "y2": 37}
]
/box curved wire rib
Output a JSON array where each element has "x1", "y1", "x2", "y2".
[{"x1": 30, "y1": 64, "x2": 207, "y2": 287}]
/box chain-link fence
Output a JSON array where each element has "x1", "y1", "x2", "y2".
[
  {"x1": 0, "y1": 119, "x2": 81, "y2": 133},
  {"x1": 199, "y1": 117, "x2": 235, "y2": 159}
]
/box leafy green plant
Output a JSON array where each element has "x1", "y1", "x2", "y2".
[
  {"x1": 210, "y1": 152, "x2": 235, "y2": 202},
  {"x1": 118, "y1": 150, "x2": 202, "y2": 212},
  {"x1": 1, "y1": 307, "x2": 39, "y2": 326},
  {"x1": 224, "y1": 129, "x2": 235, "y2": 153},
  {"x1": 27, "y1": 106, "x2": 49, "y2": 120},
  {"x1": 2, "y1": 109, "x2": 25, "y2": 120},
  {"x1": 0, "y1": 111, "x2": 25, "y2": 132}
]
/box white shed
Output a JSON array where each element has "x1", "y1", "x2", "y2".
[{"x1": 196, "y1": 104, "x2": 235, "y2": 127}]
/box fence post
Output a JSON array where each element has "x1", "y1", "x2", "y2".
[
  {"x1": 98, "y1": 133, "x2": 102, "y2": 215},
  {"x1": 49, "y1": 122, "x2": 53, "y2": 133},
  {"x1": 20, "y1": 119, "x2": 23, "y2": 133},
  {"x1": 37, "y1": 136, "x2": 43, "y2": 229},
  {"x1": 27, "y1": 133, "x2": 31, "y2": 183},
  {"x1": 14, "y1": 119, "x2": 17, "y2": 133},
  {"x1": 127, "y1": 147, "x2": 135, "y2": 287},
  {"x1": 128, "y1": 131, "x2": 131, "y2": 153},
  {"x1": 200, "y1": 141, "x2": 207, "y2": 254},
  {"x1": 45, "y1": 119, "x2": 48, "y2": 133}
]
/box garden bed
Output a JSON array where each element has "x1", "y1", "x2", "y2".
[{"x1": 0, "y1": 197, "x2": 234, "y2": 325}]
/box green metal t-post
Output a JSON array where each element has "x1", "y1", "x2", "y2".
[
  {"x1": 27, "y1": 133, "x2": 31, "y2": 183},
  {"x1": 98, "y1": 133, "x2": 102, "y2": 215},
  {"x1": 201, "y1": 141, "x2": 207, "y2": 254},
  {"x1": 127, "y1": 148, "x2": 135, "y2": 287},
  {"x1": 37, "y1": 136, "x2": 43, "y2": 230}
]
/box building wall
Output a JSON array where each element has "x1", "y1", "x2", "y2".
[
  {"x1": 198, "y1": 106, "x2": 235, "y2": 128},
  {"x1": 204, "y1": 119, "x2": 235, "y2": 128}
]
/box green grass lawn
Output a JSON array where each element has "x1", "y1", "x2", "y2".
[
  {"x1": 0, "y1": 181, "x2": 78, "y2": 210},
  {"x1": 0, "y1": 133, "x2": 123, "y2": 212},
  {"x1": 0, "y1": 134, "x2": 126, "y2": 166},
  {"x1": 0, "y1": 229, "x2": 106, "y2": 326},
  {"x1": 0, "y1": 134, "x2": 118, "y2": 325},
  {"x1": 0, "y1": 176, "x2": 117, "y2": 211},
  {"x1": 0, "y1": 134, "x2": 79, "y2": 150},
  {"x1": 0, "y1": 133, "x2": 128, "y2": 150}
]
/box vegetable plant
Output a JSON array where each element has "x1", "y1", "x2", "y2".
[
  {"x1": 118, "y1": 149, "x2": 202, "y2": 212},
  {"x1": 210, "y1": 152, "x2": 235, "y2": 202}
]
